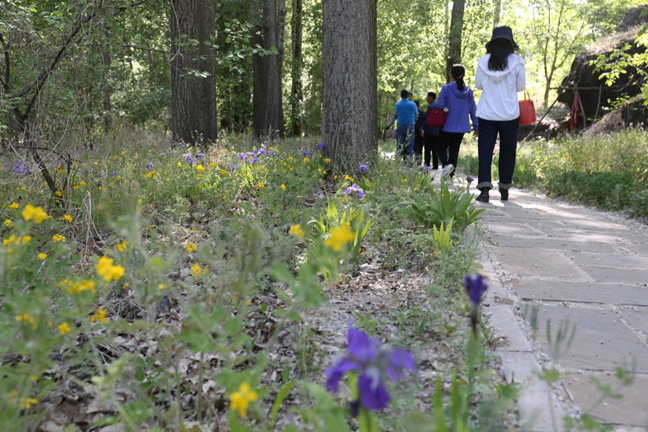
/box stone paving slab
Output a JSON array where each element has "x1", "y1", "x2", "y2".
[
  {"x1": 485, "y1": 233, "x2": 618, "y2": 252},
  {"x1": 562, "y1": 252, "x2": 648, "y2": 270},
  {"x1": 582, "y1": 267, "x2": 648, "y2": 286},
  {"x1": 490, "y1": 247, "x2": 588, "y2": 279},
  {"x1": 486, "y1": 223, "x2": 548, "y2": 237},
  {"x1": 620, "y1": 308, "x2": 648, "y2": 336},
  {"x1": 564, "y1": 371, "x2": 648, "y2": 427},
  {"x1": 512, "y1": 279, "x2": 648, "y2": 306},
  {"x1": 528, "y1": 306, "x2": 648, "y2": 373}
]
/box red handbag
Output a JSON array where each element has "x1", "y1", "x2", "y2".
[
  {"x1": 426, "y1": 108, "x2": 448, "y2": 128},
  {"x1": 519, "y1": 90, "x2": 536, "y2": 125}
]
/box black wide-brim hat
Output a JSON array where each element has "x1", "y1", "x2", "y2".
[{"x1": 486, "y1": 26, "x2": 519, "y2": 50}]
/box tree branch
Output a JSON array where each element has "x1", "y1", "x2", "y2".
[
  {"x1": 0, "y1": 33, "x2": 10, "y2": 91},
  {"x1": 16, "y1": 0, "x2": 153, "y2": 119}
]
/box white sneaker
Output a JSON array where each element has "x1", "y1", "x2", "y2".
[{"x1": 442, "y1": 164, "x2": 455, "y2": 179}]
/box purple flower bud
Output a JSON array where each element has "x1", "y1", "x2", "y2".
[
  {"x1": 467, "y1": 176, "x2": 474, "y2": 183},
  {"x1": 358, "y1": 162, "x2": 369, "y2": 173},
  {"x1": 146, "y1": 162, "x2": 154, "y2": 169},
  {"x1": 316, "y1": 142, "x2": 325, "y2": 151}
]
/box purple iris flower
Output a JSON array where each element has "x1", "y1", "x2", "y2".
[
  {"x1": 291, "y1": 146, "x2": 300, "y2": 150},
  {"x1": 301, "y1": 149, "x2": 313, "y2": 158},
  {"x1": 316, "y1": 142, "x2": 325, "y2": 151},
  {"x1": 13, "y1": 164, "x2": 27, "y2": 174},
  {"x1": 422, "y1": 166, "x2": 434, "y2": 173},
  {"x1": 111, "y1": 171, "x2": 120, "y2": 177},
  {"x1": 196, "y1": 153, "x2": 205, "y2": 160},
  {"x1": 466, "y1": 176, "x2": 474, "y2": 183},
  {"x1": 238, "y1": 153, "x2": 246, "y2": 160},
  {"x1": 358, "y1": 162, "x2": 369, "y2": 173},
  {"x1": 230, "y1": 163, "x2": 238, "y2": 171},
  {"x1": 326, "y1": 325, "x2": 415, "y2": 411},
  {"x1": 257, "y1": 148, "x2": 266, "y2": 156},
  {"x1": 268, "y1": 149, "x2": 275, "y2": 157},
  {"x1": 345, "y1": 184, "x2": 366, "y2": 199},
  {"x1": 464, "y1": 274, "x2": 489, "y2": 333},
  {"x1": 464, "y1": 274, "x2": 488, "y2": 307},
  {"x1": 182, "y1": 153, "x2": 195, "y2": 165},
  {"x1": 146, "y1": 162, "x2": 154, "y2": 169}
]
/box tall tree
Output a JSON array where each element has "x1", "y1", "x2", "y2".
[
  {"x1": 170, "y1": 0, "x2": 217, "y2": 145},
  {"x1": 290, "y1": 0, "x2": 303, "y2": 137},
  {"x1": 252, "y1": 0, "x2": 286, "y2": 138},
  {"x1": 322, "y1": 0, "x2": 377, "y2": 172},
  {"x1": 493, "y1": 0, "x2": 502, "y2": 27},
  {"x1": 446, "y1": 0, "x2": 466, "y2": 81}
]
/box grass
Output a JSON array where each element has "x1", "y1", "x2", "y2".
[
  {"x1": 461, "y1": 129, "x2": 648, "y2": 220},
  {"x1": 0, "y1": 130, "x2": 510, "y2": 431}
]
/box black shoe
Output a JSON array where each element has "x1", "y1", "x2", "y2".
[
  {"x1": 499, "y1": 188, "x2": 509, "y2": 201},
  {"x1": 476, "y1": 188, "x2": 489, "y2": 203}
]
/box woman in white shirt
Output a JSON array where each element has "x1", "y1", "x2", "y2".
[{"x1": 474, "y1": 26, "x2": 526, "y2": 203}]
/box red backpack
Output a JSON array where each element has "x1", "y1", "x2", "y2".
[{"x1": 426, "y1": 107, "x2": 448, "y2": 128}]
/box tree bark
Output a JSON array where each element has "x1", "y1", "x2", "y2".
[
  {"x1": 290, "y1": 0, "x2": 303, "y2": 137},
  {"x1": 170, "y1": 0, "x2": 217, "y2": 145},
  {"x1": 102, "y1": 49, "x2": 113, "y2": 132},
  {"x1": 446, "y1": 0, "x2": 466, "y2": 81},
  {"x1": 322, "y1": 0, "x2": 377, "y2": 173},
  {"x1": 252, "y1": 0, "x2": 286, "y2": 138},
  {"x1": 493, "y1": 0, "x2": 502, "y2": 27}
]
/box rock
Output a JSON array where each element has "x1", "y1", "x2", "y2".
[
  {"x1": 557, "y1": 27, "x2": 646, "y2": 122},
  {"x1": 620, "y1": 5, "x2": 648, "y2": 30}
]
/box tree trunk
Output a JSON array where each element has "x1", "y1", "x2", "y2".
[
  {"x1": 102, "y1": 49, "x2": 113, "y2": 132},
  {"x1": 252, "y1": 0, "x2": 286, "y2": 138},
  {"x1": 290, "y1": 0, "x2": 303, "y2": 137},
  {"x1": 170, "y1": 0, "x2": 217, "y2": 145},
  {"x1": 322, "y1": 0, "x2": 377, "y2": 173},
  {"x1": 446, "y1": 0, "x2": 466, "y2": 81},
  {"x1": 493, "y1": 0, "x2": 502, "y2": 27}
]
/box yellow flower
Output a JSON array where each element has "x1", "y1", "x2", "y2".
[
  {"x1": 9, "y1": 202, "x2": 19, "y2": 210},
  {"x1": 62, "y1": 214, "x2": 73, "y2": 223},
  {"x1": 4, "y1": 219, "x2": 13, "y2": 227},
  {"x1": 229, "y1": 382, "x2": 258, "y2": 418},
  {"x1": 324, "y1": 158, "x2": 332, "y2": 163},
  {"x1": 324, "y1": 225, "x2": 354, "y2": 251},
  {"x1": 303, "y1": 157, "x2": 310, "y2": 163},
  {"x1": 177, "y1": 162, "x2": 182, "y2": 167},
  {"x1": 79, "y1": 181, "x2": 86, "y2": 186},
  {"x1": 19, "y1": 397, "x2": 38, "y2": 409},
  {"x1": 281, "y1": 184, "x2": 286, "y2": 190},
  {"x1": 37, "y1": 253, "x2": 47, "y2": 260},
  {"x1": 191, "y1": 263, "x2": 205, "y2": 279},
  {"x1": 158, "y1": 284, "x2": 168, "y2": 290},
  {"x1": 257, "y1": 182, "x2": 265, "y2": 188},
  {"x1": 96, "y1": 256, "x2": 125, "y2": 282},
  {"x1": 186, "y1": 242, "x2": 198, "y2": 253},
  {"x1": 144, "y1": 170, "x2": 156, "y2": 178},
  {"x1": 16, "y1": 313, "x2": 37, "y2": 329},
  {"x1": 64, "y1": 279, "x2": 96, "y2": 294},
  {"x1": 115, "y1": 241, "x2": 128, "y2": 252},
  {"x1": 219, "y1": 169, "x2": 227, "y2": 176},
  {"x1": 137, "y1": 198, "x2": 143, "y2": 204},
  {"x1": 196, "y1": 164, "x2": 205, "y2": 172},
  {"x1": 55, "y1": 190, "x2": 62, "y2": 197},
  {"x1": 91, "y1": 307, "x2": 108, "y2": 323},
  {"x1": 289, "y1": 224, "x2": 305, "y2": 238},
  {"x1": 401, "y1": 178, "x2": 407, "y2": 183},
  {"x1": 58, "y1": 322, "x2": 71, "y2": 335},
  {"x1": 52, "y1": 234, "x2": 66, "y2": 243},
  {"x1": 22, "y1": 205, "x2": 49, "y2": 224}
]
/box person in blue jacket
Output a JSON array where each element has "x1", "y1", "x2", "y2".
[
  {"x1": 394, "y1": 89, "x2": 418, "y2": 161},
  {"x1": 435, "y1": 65, "x2": 478, "y2": 179}
]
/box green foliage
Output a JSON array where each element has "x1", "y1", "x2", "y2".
[
  {"x1": 401, "y1": 180, "x2": 484, "y2": 233},
  {"x1": 433, "y1": 218, "x2": 454, "y2": 256}
]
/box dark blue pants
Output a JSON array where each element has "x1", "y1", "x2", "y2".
[
  {"x1": 396, "y1": 124, "x2": 415, "y2": 158},
  {"x1": 477, "y1": 117, "x2": 519, "y2": 190}
]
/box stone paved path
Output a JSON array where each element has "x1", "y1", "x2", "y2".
[{"x1": 478, "y1": 188, "x2": 648, "y2": 431}]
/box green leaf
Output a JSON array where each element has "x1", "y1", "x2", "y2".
[{"x1": 270, "y1": 381, "x2": 296, "y2": 428}]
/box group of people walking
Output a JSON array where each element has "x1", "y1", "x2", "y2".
[{"x1": 389, "y1": 26, "x2": 526, "y2": 203}]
